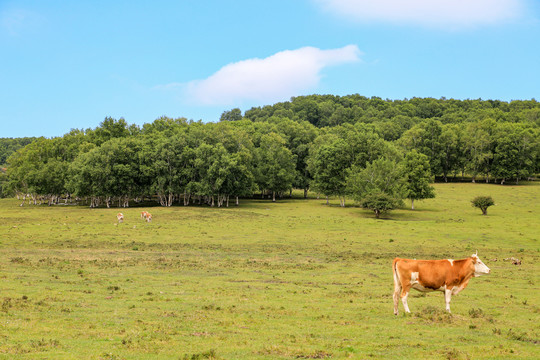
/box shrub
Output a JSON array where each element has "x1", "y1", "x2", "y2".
[
  {"x1": 360, "y1": 192, "x2": 403, "y2": 219},
  {"x1": 471, "y1": 195, "x2": 495, "y2": 215}
]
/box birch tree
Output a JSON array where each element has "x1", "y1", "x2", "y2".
[
  {"x1": 347, "y1": 158, "x2": 406, "y2": 218},
  {"x1": 255, "y1": 133, "x2": 296, "y2": 202},
  {"x1": 307, "y1": 137, "x2": 351, "y2": 206},
  {"x1": 402, "y1": 150, "x2": 435, "y2": 210}
]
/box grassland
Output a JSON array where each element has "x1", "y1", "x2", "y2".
[{"x1": 0, "y1": 182, "x2": 538, "y2": 359}]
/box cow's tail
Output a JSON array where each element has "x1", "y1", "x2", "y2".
[
  {"x1": 392, "y1": 258, "x2": 402, "y2": 314},
  {"x1": 392, "y1": 258, "x2": 401, "y2": 289}
]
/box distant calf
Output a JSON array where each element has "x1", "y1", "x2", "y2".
[
  {"x1": 141, "y1": 211, "x2": 152, "y2": 222},
  {"x1": 117, "y1": 213, "x2": 124, "y2": 223},
  {"x1": 393, "y1": 252, "x2": 490, "y2": 315}
]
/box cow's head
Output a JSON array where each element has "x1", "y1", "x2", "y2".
[{"x1": 471, "y1": 252, "x2": 491, "y2": 276}]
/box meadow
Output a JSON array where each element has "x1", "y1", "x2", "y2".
[{"x1": 0, "y1": 182, "x2": 538, "y2": 359}]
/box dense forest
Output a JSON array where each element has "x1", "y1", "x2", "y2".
[
  {"x1": 0, "y1": 137, "x2": 36, "y2": 166},
  {"x1": 2, "y1": 96, "x2": 539, "y2": 211}
]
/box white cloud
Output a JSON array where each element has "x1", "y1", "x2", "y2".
[
  {"x1": 183, "y1": 45, "x2": 361, "y2": 105},
  {"x1": 314, "y1": 0, "x2": 525, "y2": 28}
]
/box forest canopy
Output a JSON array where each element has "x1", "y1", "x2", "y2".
[
  {"x1": 0, "y1": 137, "x2": 37, "y2": 166},
  {"x1": 2, "y1": 95, "x2": 539, "y2": 206}
]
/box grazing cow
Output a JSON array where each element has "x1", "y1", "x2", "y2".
[
  {"x1": 145, "y1": 212, "x2": 152, "y2": 222},
  {"x1": 117, "y1": 213, "x2": 124, "y2": 223},
  {"x1": 141, "y1": 211, "x2": 149, "y2": 220},
  {"x1": 393, "y1": 252, "x2": 490, "y2": 315}
]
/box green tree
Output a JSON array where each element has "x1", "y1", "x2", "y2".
[
  {"x1": 220, "y1": 108, "x2": 243, "y2": 122},
  {"x1": 255, "y1": 133, "x2": 296, "y2": 202},
  {"x1": 0, "y1": 168, "x2": 7, "y2": 198},
  {"x1": 147, "y1": 134, "x2": 186, "y2": 206},
  {"x1": 439, "y1": 124, "x2": 464, "y2": 182},
  {"x1": 492, "y1": 123, "x2": 539, "y2": 184},
  {"x1": 141, "y1": 116, "x2": 188, "y2": 136},
  {"x1": 342, "y1": 123, "x2": 397, "y2": 168},
  {"x1": 5, "y1": 137, "x2": 74, "y2": 205},
  {"x1": 219, "y1": 149, "x2": 255, "y2": 206},
  {"x1": 68, "y1": 137, "x2": 147, "y2": 208},
  {"x1": 360, "y1": 192, "x2": 403, "y2": 219},
  {"x1": 471, "y1": 196, "x2": 495, "y2": 215},
  {"x1": 89, "y1": 117, "x2": 132, "y2": 146},
  {"x1": 463, "y1": 119, "x2": 495, "y2": 182},
  {"x1": 307, "y1": 124, "x2": 395, "y2": 206},
  {"x1": 267, "y1": 117, "x2": 319, "y2": 198},
  {"x1": 5, "y1": 139, "x2": 46, "y2": 202},
  {"x1": 307, "y1": 137, "x2": 351, "y2": 206},
  {"x1": 0, "y1": 137, "x2": 36, "y2": 165},
  {"x1": 399, "y1": 119, "x2": 443, "y2": 177},
  {"x1": 402, "y1": 150, "x2": 435, "y2": 210},
  {"x1": 347, "y1": 158, "x2": 406, "y2": 218},
  {"x1": 291, "y1": 97, "x2": 321, "y2": 126}
]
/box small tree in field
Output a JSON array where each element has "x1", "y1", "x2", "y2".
[
  {"x1": 360, "y1": 192, "x2": 403, "y2": 219},
  {"x1": 471, "y1": 196, "x2": 495, "y2": 215}
]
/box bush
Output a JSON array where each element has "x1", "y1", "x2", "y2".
[
  {"x1": 471, "y1": 196, "x2": 495, "y2": 215},
  {"x1": 360, "y1": 192, "x2": 403, "y2": 219}
]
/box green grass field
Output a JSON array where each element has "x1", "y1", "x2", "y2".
[{"x1": 0, "y1": 182, "x2": 538, "y2": 359}]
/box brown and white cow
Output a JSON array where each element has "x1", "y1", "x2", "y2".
[
  {"x1": 393, "y1": 253, "x2": 490, "y2": 315},
  {"x1": 141, "y1": 211, "x2": 152, "y2": 222},
  {"x1": 117, "y1": 213, "x2": 124, "y2": 223}
]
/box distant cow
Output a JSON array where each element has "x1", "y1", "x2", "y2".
[
  {"x1": 141, "y1": 211, "x2": 152, "y2": 222},
  {"x1": 117, "y1": 213, "x2": 124, "y2": 223},
  {"x1": 393, "y1": 252, "x2": 490, "y2": 315}
]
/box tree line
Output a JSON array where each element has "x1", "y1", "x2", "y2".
[
  {"x1": 2, "y1": 96, "x2": 539, "y2": 214},
  {"x1": 0, "y1": 137, "x2": 36, "y2": 166}
]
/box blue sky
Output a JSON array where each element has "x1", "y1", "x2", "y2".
[{"x1": 1, "y1": 0, "x2": 539, "y2": 138}]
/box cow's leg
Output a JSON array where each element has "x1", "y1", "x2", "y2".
[
  {"x1": 401, "y1": 290, "x2": 411, "y2": 313},
  {"x1": 393, "y1": 283, "x2": 401, "y2": 315},
  {"x1": 444, "y1": 287, "x2": 452, "y2": 312},
  {"x1": 393, "y1": 267, "x2": 402, "y2": 315},
  {"x1": 400, "y1": 281, "x2": 412, "y2": 313},
  {"x1": 397, "y1": 268, "x2": 412, "y2": 313}
]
